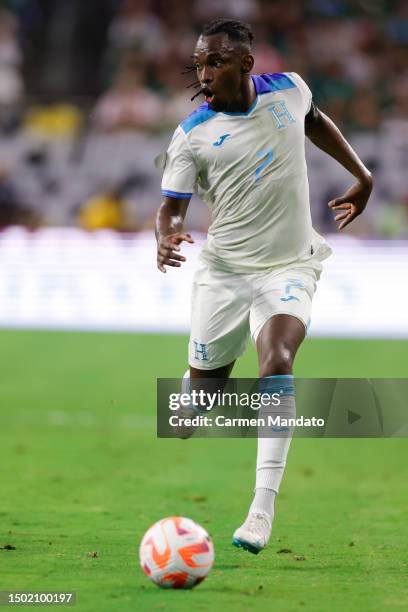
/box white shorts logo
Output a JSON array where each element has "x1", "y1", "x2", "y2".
[{"x1": 194, "y1": 341, "x2": 208, "y2": 361}]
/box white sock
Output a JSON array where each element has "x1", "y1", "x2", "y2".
[
  {"x1": 249, "y1": 488, "x2": 276, "y2": 518},
  {"x1": 250, "y1": 376, "x2": 296, "y2": 520}
]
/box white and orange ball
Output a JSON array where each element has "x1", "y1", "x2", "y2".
[{"x1": 139, "y1": 516, "x2": 215, "y2": 589}]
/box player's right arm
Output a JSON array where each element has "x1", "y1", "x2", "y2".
[
  {"x1": 156, "y1": 196, "x2": 194, "y2": 273},
  {"x1": 156, "y1": 124, "x2": 198, "y2": 273}
]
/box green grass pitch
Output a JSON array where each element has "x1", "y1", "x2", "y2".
[{"x1": 0, "y1": 330, "x2": 407, "y2": 611}]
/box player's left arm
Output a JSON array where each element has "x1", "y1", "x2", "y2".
[{"x1": 305, "y1": 102, "x2": 373, "y2": 230}]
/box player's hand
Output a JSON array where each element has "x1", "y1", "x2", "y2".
[
  {"x1": 157, "y1": 232, "x2": 194, "y2": 273},
  {"x1": 328, "y1": 177, "x2": 373, "y2": 230}
]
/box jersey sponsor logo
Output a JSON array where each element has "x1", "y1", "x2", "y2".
[
  {"x1": 212, "y1": 133, "x2": 231, "y2": 147},
  {"x1": 268, "y1": 101, "x2": 295, "y2": 129}
]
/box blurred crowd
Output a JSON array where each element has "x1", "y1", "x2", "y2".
[{"x1": 0, "y1": 0, "x2": 407, "y2": 236}]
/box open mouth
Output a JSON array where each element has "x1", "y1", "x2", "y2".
[{"x1": 201, "y1": 87, "x2": 215, "y2": 103}]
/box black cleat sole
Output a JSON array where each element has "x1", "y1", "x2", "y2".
[{"x1": 232, "y1": 538, "x2": 262, "y2": 554}]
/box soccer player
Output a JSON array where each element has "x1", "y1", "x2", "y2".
[{"x1": 155, "y1": 19, "x2": 372, "y2": 553}]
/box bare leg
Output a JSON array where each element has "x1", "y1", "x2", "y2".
[{"x1": 256, "y1": 314, "x2": 305, "y2": 377}]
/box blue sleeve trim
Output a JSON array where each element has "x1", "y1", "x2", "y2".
[
  {"x1": 253, "y1": 73, "x2": 296, "y2": 95},
  {"x1": 180, "y1": 103, "x2": 217, "y2": 134},
  {"x1": 162, "y1": 190, "x2": 192, "y2": 199}
]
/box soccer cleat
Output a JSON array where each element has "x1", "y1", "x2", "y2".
[{"x1": 232, "y1": 511, "x2": 272, "y2": 554}]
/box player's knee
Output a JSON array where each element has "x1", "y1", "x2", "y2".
[{"x1": 259, "y1": 347, "x2": 293, "y2": 377}]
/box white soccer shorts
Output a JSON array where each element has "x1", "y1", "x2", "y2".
[{"x1": 188, "y1": 254, "x2": 324, "y2": 370}]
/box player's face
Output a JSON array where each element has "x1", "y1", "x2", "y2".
[{"x1": 193, "y1": 34, "x2": 250, "y2": 111}]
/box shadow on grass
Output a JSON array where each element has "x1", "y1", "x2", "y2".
[{"x1": 140, "y1": 584, "x2": 267, "y2": 597}]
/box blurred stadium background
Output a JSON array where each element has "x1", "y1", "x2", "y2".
[
  {"x1": 0, "y1": 0, "x2": 407, "y2": 233},
  {"x1": 0, "y1": 0, "x2": 406, "y2": 335}
]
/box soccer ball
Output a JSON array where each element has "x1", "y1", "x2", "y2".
[{"x1": 139, "y1": 516, "x2": 215, "y2": 589}]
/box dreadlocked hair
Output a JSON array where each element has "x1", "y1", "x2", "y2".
[
  {"x1": 201, "y1": 18, "x2": 254, "y2": 46},
  {"x1": 182, "y1": 19, "x2": 254, "y2": 101}
]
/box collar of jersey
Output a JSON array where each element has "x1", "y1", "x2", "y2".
[{"x1": 206, "y1": 73, "x2": 295, "y2": 117}]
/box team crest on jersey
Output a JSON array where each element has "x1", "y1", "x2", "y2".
[
  {"x1": 212, "y1": 133, "x2": 231, "y2": 147},
  {"x1": 268, "y1": 101, "x2": 295, "y2": 130}
]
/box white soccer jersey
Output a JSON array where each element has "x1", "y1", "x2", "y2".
[{"x1": 161, "y1": 72, "x2": 331, "y2": 273}]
